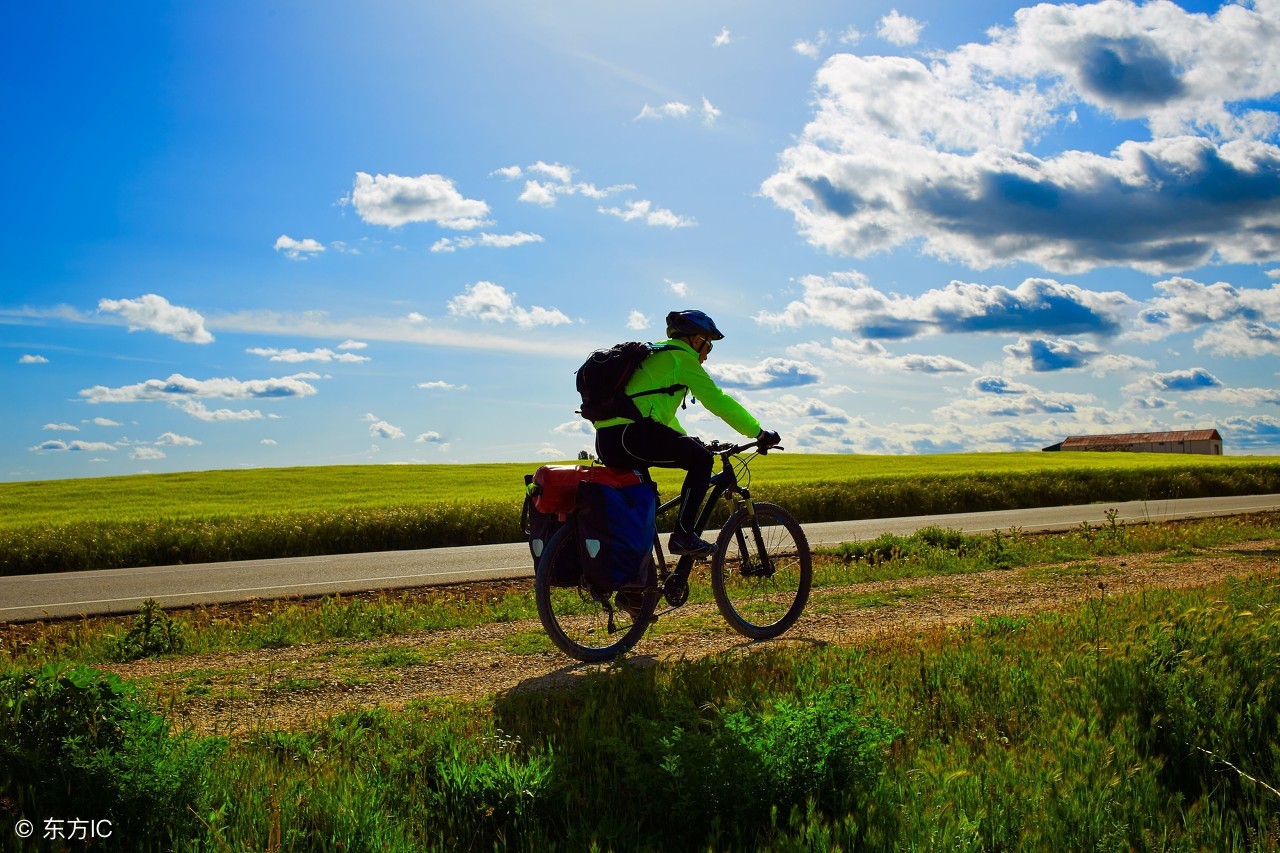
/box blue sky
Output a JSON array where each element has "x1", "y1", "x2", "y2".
[{"x1": 4, "y1": 0, "x2": 1280, "y2": 482}]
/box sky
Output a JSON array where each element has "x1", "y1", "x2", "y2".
[{"x1": 4, "y1": 0, "x2": 1280, "y2": 482}]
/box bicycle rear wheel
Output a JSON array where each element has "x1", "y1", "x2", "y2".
[
  {"x1": 534, "y1": 522, "x2": 656, "y2": 663},
  {"x1": 710, "y1": 501, "x2": 811, "y2": 640}
]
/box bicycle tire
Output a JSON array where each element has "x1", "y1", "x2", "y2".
[
  {"x1": 710, "y1": 501, "x2": 812, "y2": 640},
  {"x1": 534, "y1": 522, "x2": 656, "y2": 663}
]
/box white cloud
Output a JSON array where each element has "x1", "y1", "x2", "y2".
[
  {"x1": 637, "y1": 101, "x2": 692, "y2": 120},
  {"x1": 415, "y1": 431, "x2": 444, "y2": 443},
  {"x1": 839, "y1": 26, "x2": 863, "y2": 45},
  {"x1": 513, "y1": 162, "x2": 633, "y2": 207},
  {"x1": 42, "y1": 423, "x2": 79, "y2": 431},
  {"x1": 446, "y1": 281, "x2": 571, "y2": 328},
  {"x1": 713, "y1": 27, "x2": 731, "y2": 47},
  {"x1": 701, "y1": 97, "x2": 721, "y2": 125},
  {"x1": 759, "y1": 273, "x2": 1134, "y2": 340},
  {"x1": 553, "y1": 420, "x2": 593, "y2": 436},
  {"x1": 274, "y1": 235, "x2": 325, "y2": 260},
  {"x1": 19, "y1": 354, "x2": 48, "y2": 364},
  {"x1": 178, "y1": 402, "x2": 265, "y2": 421},
  {"x1": 763, "y1": 1, "x2": 1280, "y2": 275},
  {"x1": 666, "y1": 279, "x2": 689, "y2": 297},
  {"x1": 98, "y1": 294, "x2": 213, "y2": 344},
  {"x1": 430, "y1": 231, "x2": 544, "y2": 253},
  {"x1": 598, "y1": 199, "x2": 696, "y2": 228},
  {"x1": 934, "y1": 376, "x2": 1096, "y2": 420},
  {"x1": 347, "y1": 172, "x2": 491, "y2": 229},
  {"x1": 337, "y1": 339, "x2": 367, "y2": 350},
  {"x1": 627, "y1": 310, "x2": 649, "y2": 331},
  {"x1": 793, "y1": 30, "x2": 828, "y2": 59},
  {"x1": 81, "y1": 373, "x2": 318, "y2": 404},
  {"x1": 1002, "y1": 336, "x2": 1154, "y2": 375},
  {"x1": 491, "y1": 165, "x2": 523, "y2": 180},
  {"x1": 29, "y1": 439, "x2": 117, "y2": 453},
  {"x1": 709, "y1": 358, "x2": 824, "y2": 389},
  {"x1": 261, "y1": 438, "x2": 278, "y2": 446},
  {"x1": 793, "y1": 338, "x2": 977, "y2": 375},
  {"x1": 877, "y1": 10, "x2": 923, "y2": 46},
  {"x1": 246, "y1": 347, "x2": 371, "y2": 363},
  {"x1": 130, "y1": 446, "x2": 166, "y2": 461},
  {"x1": 89, "y1": 417, "x2": 122, "y2": 427},
  {"x1": 537, "y1": 444, "x2": 564, "y2": 457},
  {"x1": 365, "y1": 414, "x2": 405, "y2": 440},
  {"x1": 155, "y1": 432, "x2": 201, "y2": 447}
]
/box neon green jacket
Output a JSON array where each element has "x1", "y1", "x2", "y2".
[{"x1": 593, "y1": 339, "x2": 762, "y2": 437}]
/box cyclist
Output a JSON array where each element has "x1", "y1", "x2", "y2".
[{"x1": 594, "y1": 309, "x2": 781, "y2": 557}]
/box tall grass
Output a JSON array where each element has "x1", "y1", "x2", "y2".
[
  {"x1": 5, "y1": 576, "x2": 1278, "y2": 850},
  {"x1": 4, "y1": 457, "x2": 1280, "y2": 575}
]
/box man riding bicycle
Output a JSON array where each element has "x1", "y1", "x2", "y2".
[{"x1": 593, "y1": 309, "x2": 781, "y2": 557}]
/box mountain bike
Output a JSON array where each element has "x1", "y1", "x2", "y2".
[{"x1": 534, "y1": 439, "x2": 812, "y2": 663}]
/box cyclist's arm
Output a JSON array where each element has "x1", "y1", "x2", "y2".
[{"x1": 679, "y1": 354, "x2": 761, "y2": 438}]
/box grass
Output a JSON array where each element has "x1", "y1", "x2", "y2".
[
  {"x1": 4, "y1": 452, "x2": 1280, "y2": 576},
  {"x1": 5, "y1": 569, "x2": 1280, "y2": 850}
]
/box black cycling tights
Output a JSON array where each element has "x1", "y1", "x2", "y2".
[{"x1": 595, "y1": 420, "x2": 712, "y2": 536}]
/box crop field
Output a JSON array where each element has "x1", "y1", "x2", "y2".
[
  {"x1": 2, "y1": 452, "x2": 1279, "y2": 576},
  {"x1": 2, "y1": 512, "x2": 1279, "y2": 850}
]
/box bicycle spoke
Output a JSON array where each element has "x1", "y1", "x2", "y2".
[{"x1": 711, "y1": 503, "x2": 812, "y2": 640}]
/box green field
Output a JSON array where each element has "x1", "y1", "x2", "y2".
[
  {"x1": 2, "y1": 452, "x2": 1275, "y2": 527},
  {"x1": 2, "y1": 452, "x2": 1279, "y2": 576}
]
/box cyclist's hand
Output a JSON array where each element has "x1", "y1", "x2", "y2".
[{"x1": 757, "y1": 429, "x2": 781, "y2": 449}]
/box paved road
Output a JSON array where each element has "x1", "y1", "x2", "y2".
[{"x1": 3, "y1": 493, "x2": 1278, "y2": 623}]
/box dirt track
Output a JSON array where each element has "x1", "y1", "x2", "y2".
[{"x1": 94, "y1": 539, "x2": 1280, "y2": 736}]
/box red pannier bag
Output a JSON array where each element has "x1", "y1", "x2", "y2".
[{"x1": 530, "y1": 465, "x2": 643, "y2": 519}]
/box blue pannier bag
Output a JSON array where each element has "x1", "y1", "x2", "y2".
[{"x1": 575, "y1": 479, "x2": 656, "y2": 593}]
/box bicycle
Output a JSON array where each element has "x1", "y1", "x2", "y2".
[{"x1": 533, "y1": 438, "x2": 812, "y2": 662}]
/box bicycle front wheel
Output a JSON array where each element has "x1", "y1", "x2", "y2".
[
  {"x1": 711, "y1": 502, "x2": 811, "y2": 640},
  {"x1": 534, "y1": 522, "x2": 656, "y2": 663}
]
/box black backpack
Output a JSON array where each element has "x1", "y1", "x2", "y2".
[{"x1": 575, "y1": 342, "x2": 683, "y2": 422}]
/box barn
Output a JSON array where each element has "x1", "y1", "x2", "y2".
[{"x1": 1043, "y1": 429, "x2": 1223, "y2": 455}]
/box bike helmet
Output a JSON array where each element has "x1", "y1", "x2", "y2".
[{"x1": 665, "y1": 309, "x2": 724, "y2": 340}]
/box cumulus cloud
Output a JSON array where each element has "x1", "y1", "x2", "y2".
[
  {"x1": 130, "y1": 446, "x2": 166, "y2": 461},
  {"x1": 415, "y1": 431, "x2": 444, "y2": 443},
  {"x1": 98, "y1": 294, "x2": 213, "y2": 344},
  {"x1": 446, "y1": 282, "x2": 571, "y2": 328},
  {"x1": 80, "y1": 373, "x2": 318, "y2": 404},
  {"x1": 763, "y1": 1, "x2": 1280, "y2": 274},
  {"x1": 751, "y1": 394, "x2": 853, "y2": 425},
  {"x1": 877, "y1": 10, "x2": 924, "y2": 46},
  {"x1": 246, "y1": 347, "x2": 371, "y2": 364},
  {"x1": 758, "y1": 272, "x2": 1133, "y2": 340},
  {"x1": 793, "y1": 338, "x2": 976, "y2": 374},
  {"x1": 1002, "y1": 336, "x2": 1154, "y2": 374},
  {"x1": 365, "y1": 414, "x2": 405, "y2": 440},
  {"x1": 19, "y1": 354, "x2": 48, "y2": 364},
  {"x1": 708, "y1": 358, "x2": 824, "y2": 389},
  {"x1": 1134, "y1": 277, "x2": 1280, "y2": 356},
  {"x1": 1138, "y1": 367, "x2": 1223, "y2": 392},
  {"x1": 155, "y1": 432, "x2": 201, "y2": 447},
  {"x1": 637, "y1": 101, "x2": 692, "y2": 120},
  {"x1": 430, "y1": 231, "x2": 544, "y2": 253},
  {"x1": 598, "y1": 199, "x2": 696, "y2": 228},
  {"x1": 935, "y1": 376, "x2": 1095, "y2": 420},
  {"x1": 29, "y1": 439, "x2": 117, "y2": 453},
  {"x1": 627, "y1": 311, "x2": 649, "y2": 331},
  {"x1": 347, "y1": 172, "x2": 491, "y2": 229},
  {"x1": 42, "y1": 423, "x2": 78, "y2": 431},
  {"x1": 1223, "y1": 414, "x2": 1280, "y2": 448},
  {"x1": 337, "y1": 340, "x2": 367, "y2": 350},
  {"x1": 274, "y1": 235, "x2": 325, "y2": 260},
  {"x1": 89, "y1": 418, "x2": 122, "y2": 427},
  {"x1": 554, "y1": 420, "x2": 593, "y2": 436},
  {"x1": 713, "y1": 27, "x2": 731, "y2": 47},
  {"x1": 513, "y1": 161, "x2": 633, "y2": 207},
  {"x1": 666, "y1": 279, "x2": 689, "y2": 297},
  {"x1": 794, "y1": 30, "x2": 828, "y2": 59},
  {"x1": 179, "y1": 402, "x2": 263, "y2": 421},
  {"x1": 417, "y1": 380, "x2": 467, "y2": 391}
]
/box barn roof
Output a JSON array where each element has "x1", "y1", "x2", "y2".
[{"x1": 1060, "y1": 429, "x2": 1222, "y2": 448}]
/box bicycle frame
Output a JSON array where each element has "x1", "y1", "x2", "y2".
[{"x1": 649, "y1": 439, "x2": 775, "y2": 607}]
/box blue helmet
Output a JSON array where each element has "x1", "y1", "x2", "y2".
[{"x1": 666, "y1": 309, "x2": 724, "y2": 340}]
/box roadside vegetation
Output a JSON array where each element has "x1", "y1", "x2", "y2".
[
  {"x1": 2, "y1": 510, "x2": 1278, "y2": 850},
  {"x1": 3, "y1": 453, "x2": 1279, "y2": 575}
]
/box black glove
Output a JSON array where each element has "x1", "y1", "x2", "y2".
[{"x1": 757, "y1": 429, "x2": 781, "y2": 448}]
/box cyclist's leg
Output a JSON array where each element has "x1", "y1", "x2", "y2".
[{"x1": 616, "y1": 420, "x2": 714, "y2": 553}]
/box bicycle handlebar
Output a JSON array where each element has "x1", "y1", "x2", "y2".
[{"x1": 704, "y1": 438, "x2": 784, "y2": 456}]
